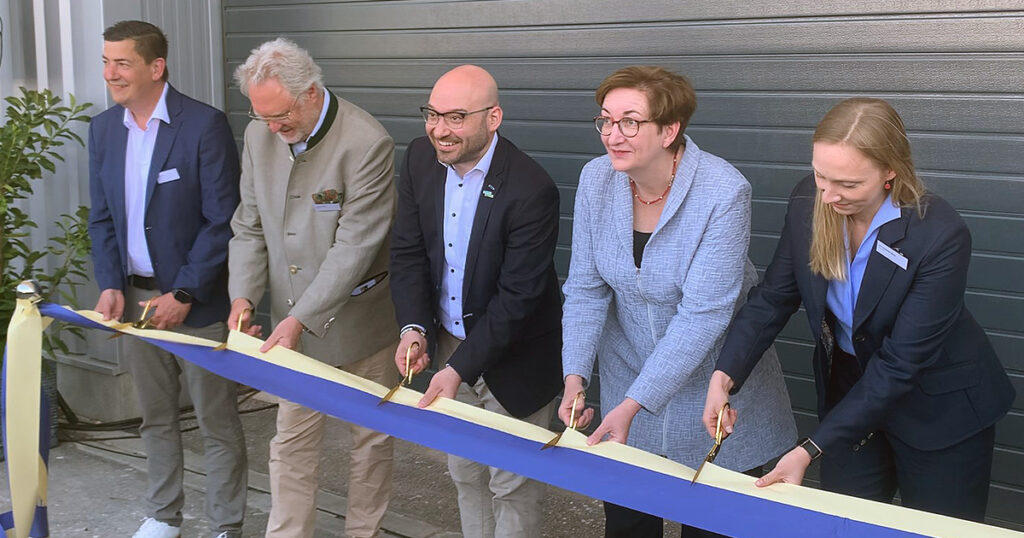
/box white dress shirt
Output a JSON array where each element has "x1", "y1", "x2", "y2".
[
  {"x1": 123, "y1": 82, "x2": 170, "y2": 277},
  {"x1": 439, "y1": 134, "x2": 499, "y2": 339}
]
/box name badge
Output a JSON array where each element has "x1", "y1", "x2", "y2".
[
  {"x1": 157, "y1": 168, "x2": 180, "y2": 184},
  {"x1": 875, "y1": 241, "x2": 908, "y2": 270},
  {"x1": 314, "y1": 203, "x2": 341, "y2": 212}
]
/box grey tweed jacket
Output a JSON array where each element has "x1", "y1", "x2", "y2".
[{"x1": 562, "y1": 136, "x2": 797, "y2": 470}]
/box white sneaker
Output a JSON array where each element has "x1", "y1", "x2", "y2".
[{"x1": 132, "y1": 518, "x2": 181, "y2": 538}]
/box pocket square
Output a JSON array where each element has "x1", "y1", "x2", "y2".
[{"x1": 157, "y1": 168, "x2": 181, "y2": 184}]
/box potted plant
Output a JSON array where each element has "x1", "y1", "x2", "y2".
[{"x1": 1, "y1": 87, "x2": 92, "y2": 449}]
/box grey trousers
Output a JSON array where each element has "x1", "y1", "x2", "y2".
[
  {"x1": 124, "y1": 284, "x2": 248, "y2": 533},
  {"x1": 436, "y1": 330, "x2": 555, "y2": 538}
]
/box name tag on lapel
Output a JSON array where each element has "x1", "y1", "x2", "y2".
[
  {"x1": 157, "y1": 168, "x2": 180, "y2": 184},
  {"x1": 314, "y1": 203, "x2": 341, "y2": 212},
  {"x1": 875, "y1": 241, "x2": 908, "y2": 270}
]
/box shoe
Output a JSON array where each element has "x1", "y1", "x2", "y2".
[{"x1": 132, "y1": 518, "x2": 181, "y2": 538}]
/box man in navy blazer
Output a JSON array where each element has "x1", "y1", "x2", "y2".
[
  {"x1": 389, "y1": 65, "x2": 563, "y2": 537},
  {"x1": 87, "y1": 21, "x2": 245, "y2": 538}
]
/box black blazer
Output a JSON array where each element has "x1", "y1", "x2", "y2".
[
  {"x1": 718, "y1": 175, "x2": 1014, "y2": 454},
  {"x1": 389, "y1": 135, "x2": 563, "y2": 418}
]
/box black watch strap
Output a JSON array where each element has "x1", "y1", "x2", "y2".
[
  {"x1": 797, "y1": 437, "x2": 823, "y2": 461},
  {"x1": 172, "y1": 288, "x2": 194, "y2": 304}
]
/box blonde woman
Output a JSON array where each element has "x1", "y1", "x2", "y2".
[{"x1": 704, "y1": 97, "x2": 1014, "y2": 521}]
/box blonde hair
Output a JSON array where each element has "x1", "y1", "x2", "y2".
[{"x1": 809, "y1": 98, "x2": 925, "y2": 280}]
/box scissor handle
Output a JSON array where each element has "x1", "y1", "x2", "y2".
[
  {"x1": 236, "y1": 306, "x2": 253, "y2": 333},
  {"x1": 403, "y1": 341, "x2": 420, "y2": 385},
  {"x1": 714, "y1": 402, "x2": 731, "y2": 444},
  {"x1": 136, "y1": 298, "x2": 155, "y2": 329},
  {"x1": 568, "y1": 390, "x2": 585, "y2": 430}
]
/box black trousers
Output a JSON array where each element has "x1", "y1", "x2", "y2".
[{"x1": 603, "y1": 466, "x2": 764, "y2": 537}]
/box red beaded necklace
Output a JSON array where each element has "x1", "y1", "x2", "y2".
[{"x1": 629, "y1": 149, "x2": 680, "y2": 206}]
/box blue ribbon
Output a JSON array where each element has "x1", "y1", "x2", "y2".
[{"x1": 18, "y1": 302, "x2": 936, "y2": 537}]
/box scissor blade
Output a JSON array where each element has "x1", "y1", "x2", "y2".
[
  {"x1": 540, "y1": 431, "x2": 563, "y2": 451},
  {"x1": 691, "y1": 458, "x2": 710, "y2": 485},
  {"x1": 377, "y1": 382, "x2": 403, "y2": 406}
]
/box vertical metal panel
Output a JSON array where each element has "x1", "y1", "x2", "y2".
[{"x1": 222, "y1": 1, "x2": 1024, "y2": 529}]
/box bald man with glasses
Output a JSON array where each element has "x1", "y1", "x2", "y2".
[{"x1": 390, "y1": 65, "x2": 563, "y2": 538}]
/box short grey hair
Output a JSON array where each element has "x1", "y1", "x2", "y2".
[{"x1": 234, "y1": 37, "x2": 324, "y2": 97}]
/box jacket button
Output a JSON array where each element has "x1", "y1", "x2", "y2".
[
  {"x1": 289, "y1": 265, "x2": 300, "y2": 274},
  {"x1": 324, "y1": 316, "x2": 335, "y2": 330},
  {"x1": 853, "y1": 445, "x2": 860, "y2": 452},
  {"x1": 286, "y1": 298, "x2": 295, "y2": 306},
  {"x1": 860, "y1": 439, "x2": 868, "y2": 446},
  {"x1": 854, "y1": 333, "x2": 866, "y2": 343}
]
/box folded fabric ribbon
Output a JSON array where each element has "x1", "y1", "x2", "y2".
[{"x1": 3, "y1": 301, "x2": 1019, "y2": 538}]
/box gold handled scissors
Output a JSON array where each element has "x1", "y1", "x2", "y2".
[
  {"x1": 108, "y1": 298, "x2": 156, "y2": 338},
  {"x1": 541, "y1": 391, "x2": 585, "y2": 450},
  {"x1": 212, "y1": 306, "x2": 253, "y2": 351},
  {"x1": 691, "y1": 402, "x2": 730, "y2": 485},
  {"x1": 378, "y1": 342, "x2": 419, "y2": 405}
]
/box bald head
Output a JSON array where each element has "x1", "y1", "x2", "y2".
[
  {"x1": 424, "y1": 65, "x2": 503, "y2": 176},
  {"x1": 430, "y1": 65, "x2": 499, "y2": 111}
]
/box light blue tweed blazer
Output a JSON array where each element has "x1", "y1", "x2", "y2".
[{"x1": 562, "y1": 136, "x2": 797, "y2": 470}]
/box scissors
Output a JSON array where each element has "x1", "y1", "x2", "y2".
[
  {"x1": 541, "y1": 391, "x2": 585, "y2": 450},
  {"x1": 378, "y1": 342, "x2": 420, "y2": 405},
  {"x1": 691, "y1": 402, "x2": 730, "y2": 485}
]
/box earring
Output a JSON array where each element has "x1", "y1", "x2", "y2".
[{"x1": 884, "y1": 180, "x2": 893, "y2": 191}]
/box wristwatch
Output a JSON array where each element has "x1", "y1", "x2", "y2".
[
  {"x1": 172, "y1": 288, "x2": 194, "y2": 304},
  {"x1": 797, "y1": 437, "x2": 822, "y2": 461}
]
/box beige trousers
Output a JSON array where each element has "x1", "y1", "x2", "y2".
[
  {"x1": 265, "y1": 341, "x2": 400, "y2": 538},
  {"x1": 437, "y1": 330, "x2": 555, "y2": 538}
]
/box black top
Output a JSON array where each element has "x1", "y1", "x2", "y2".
[{"x1": 633, "y1": 230, "x2": 652, "y2": 268}]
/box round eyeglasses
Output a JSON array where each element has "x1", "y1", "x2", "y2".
[
  {"x1": 420, "y1": 106, "x2": 495, "y2": 129},
  {"x1": 594, "y1": 115, "x2": 653, "y2": 138}
]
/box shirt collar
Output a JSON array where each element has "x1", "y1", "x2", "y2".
[
  {"x1": 443, "y1": 132, "x2": 499, "y2": 179},
  {"x1": 122, "y1": 82, "x2": 170, "y2": 129},
  {"x1": 305, "y1": 88, "x2": 330, "y2": 144},
  {"x1": 867, "y1": 194, "x2": 902, "y2": 234}
]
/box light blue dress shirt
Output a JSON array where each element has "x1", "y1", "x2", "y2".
[
  {"x1": 439, "y1": 134, "x2": 499, "y2": 339},
  {"x1": 290, "y1": 88, "x2": 330, "y2": 156},
  {"x1": 123, "y1": 82, "x2": 170, "y2": 277},
  {"x1": 827, "y1": 195, "x2": 902, "y2": 354}
]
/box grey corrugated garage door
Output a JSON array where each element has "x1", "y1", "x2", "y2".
[{"x1": 221, "y1": 1, "x2": 1024, "y2": 529}]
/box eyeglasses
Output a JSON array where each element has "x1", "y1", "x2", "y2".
[
  {"x1": 248, "y1": 94, "x2": 301, "y2": 123},
  {"x1": 420, "y1": 106, "x2": 495, "y2": 128},
  {"x1": 594, "y1": 115, "x2": 653, "y2": 138}
]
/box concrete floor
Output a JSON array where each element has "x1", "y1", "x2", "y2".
[{"x1": 1, "y1": 394, "x2": 685, "y2": 537}]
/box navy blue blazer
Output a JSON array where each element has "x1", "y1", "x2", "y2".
[
  {"x1": 87, "y1": 85, "x2": 240, "y2": 327},
  {"x1": 389, "y1": 135, "x2": 563, "y2": 418},
  {"x1": 717, "y1": 175, "x2": 1014, "y2": 454}
]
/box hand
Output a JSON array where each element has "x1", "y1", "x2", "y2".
[
  {"x1": 228, "y1": 298, "x2": 262, "y2": 337},
  {"x1": 755, "y1": 446, "x2": 811, "y2": 487},
  {"x1": 703, "y1": 370, "x2": 738, "y2": 438},
  {"x1": 395, "y1": 329, "x2": 430, "y2": 376},
  {"x1": 586, "y1": 398, "x2": 642, "y2": 446},
  {"x1": 140, "y1": 292, "x2": 191, "y2": 330},
  {"x1": 418, "y1": 364, "x2": 461, "y2": 408},
  {"x1": 558, "y1": 374, "x2": 594, "y2": 430},
  {"x1": 260, "y1": 316, "x2": 304, "y2": 352},
  {"x1": 95, "y1": 289, "x2": 125, "y2": 321}
]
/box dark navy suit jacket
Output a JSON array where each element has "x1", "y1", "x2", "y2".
[
  {"x1": 87, "y1": 85, "x2": 240, "y2": 327},
  {"x1": 718, "y1": 175, "x2": 1014, "y2": 454},
  {"x1": 389, "y1": 135, "x2": 563, "y2": 418}
]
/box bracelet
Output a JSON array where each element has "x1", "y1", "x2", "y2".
[{"x1": 400, "y1": 325, "x2": 426, "y2": 339}]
